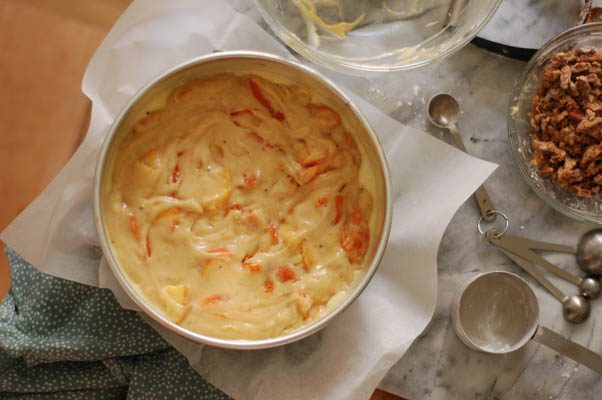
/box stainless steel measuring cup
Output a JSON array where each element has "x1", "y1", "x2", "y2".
[{"x1": 452, "y1": 271, "x2": 602, "y2": 373}]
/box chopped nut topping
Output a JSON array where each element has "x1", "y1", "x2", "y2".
[{"x1": 529, "y1": 48, "x2": 602, "y2": 197}]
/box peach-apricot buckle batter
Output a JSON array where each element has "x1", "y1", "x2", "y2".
[{"x1": 104, "y1": 73, "x2": 373, "y2": 339}]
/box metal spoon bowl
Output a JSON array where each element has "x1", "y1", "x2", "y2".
[
  {"x1": 577, "y1": 229, "x2": 602, "y2": 276},
  {"x1": 427, "y1": 93, "x2": 460, "y2": 129}
]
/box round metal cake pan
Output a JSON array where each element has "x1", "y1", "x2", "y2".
[{"x1": 93, "y1": 51, "x2": 392, "y2": 349}]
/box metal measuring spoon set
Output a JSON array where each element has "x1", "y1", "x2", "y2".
[
  {"x1": 428, "y1": 93, "x2": 602, "y2": 374},
  {"x1": 428, "y1": 93, "x2": 602, "y2": 324}
]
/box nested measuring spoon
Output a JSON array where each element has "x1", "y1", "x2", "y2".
[
  {"x1": 427, "y1": 93, "x2": 495, "y2": 222},
  {"x1": 452, "y1": 271, "x2": 602, "y2": 374},
  {"x1": 480, "y1": 224, "x2": 602, "y2": 324},
  {"x1": 577, "y1": 229, "x2": 602, "y2": 276}
]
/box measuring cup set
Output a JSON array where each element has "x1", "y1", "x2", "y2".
[{"x1": 427, "y1": 93, "x2": 602, "y2": 374}]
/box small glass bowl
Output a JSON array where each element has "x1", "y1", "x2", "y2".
[
  {"x1": 508, "y1": 23, "x2": 602, "y2": 225},
  {"x1": 255, "y1": 0, "x2": 502, "y2": 74}
]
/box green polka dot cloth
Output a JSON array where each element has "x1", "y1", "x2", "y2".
[{"x1": 0, "y1": 249, "x2": 230, "y2": 399}]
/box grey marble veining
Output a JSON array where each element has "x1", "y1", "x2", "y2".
[
  {"x1": 356, "y1": 44, "x2": 602, "y2": 400},
  {"x1": 478, "y1": 0, "x2": 585, "y2": 49},
  {"x1": 231, "y1": 1, "x2": 602, "y2": 398}
]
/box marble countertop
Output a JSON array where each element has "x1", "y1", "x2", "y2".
[
  {"x1": 345, "y1": 22, "x2": 602, "y2": 400},
  {"x1": 232, "y1": 1, "x2": 602, "y2": 399},
  {"x1": 373, "y1": 50, "x2": 602, "y2": 398}
]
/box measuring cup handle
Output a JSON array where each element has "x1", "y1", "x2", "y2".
[
  {"x1": 533, "y1": 326, "x2": 602, "y2": 374},
  {"x1": 448, "y1": 124, "x2": 495, "y2": 221}
]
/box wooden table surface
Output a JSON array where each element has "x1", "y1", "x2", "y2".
[
  {"x1": 0, "y1": 2, "x2": 405, "y2": 399},
  {"x1": 0, "y1": 0, "x2": 131, "y2": 304}
]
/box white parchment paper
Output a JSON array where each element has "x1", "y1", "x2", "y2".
[{"x1": 1, "y1": 1, "x2": 497, "y2": 399}]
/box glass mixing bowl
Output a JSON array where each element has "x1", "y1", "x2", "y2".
[
  {"x1": 508, "y1": 23, "x2": 602, "y2": 225},
  {"x1": 255, "y1": 0, "x2": 502, "y2": 74}
]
